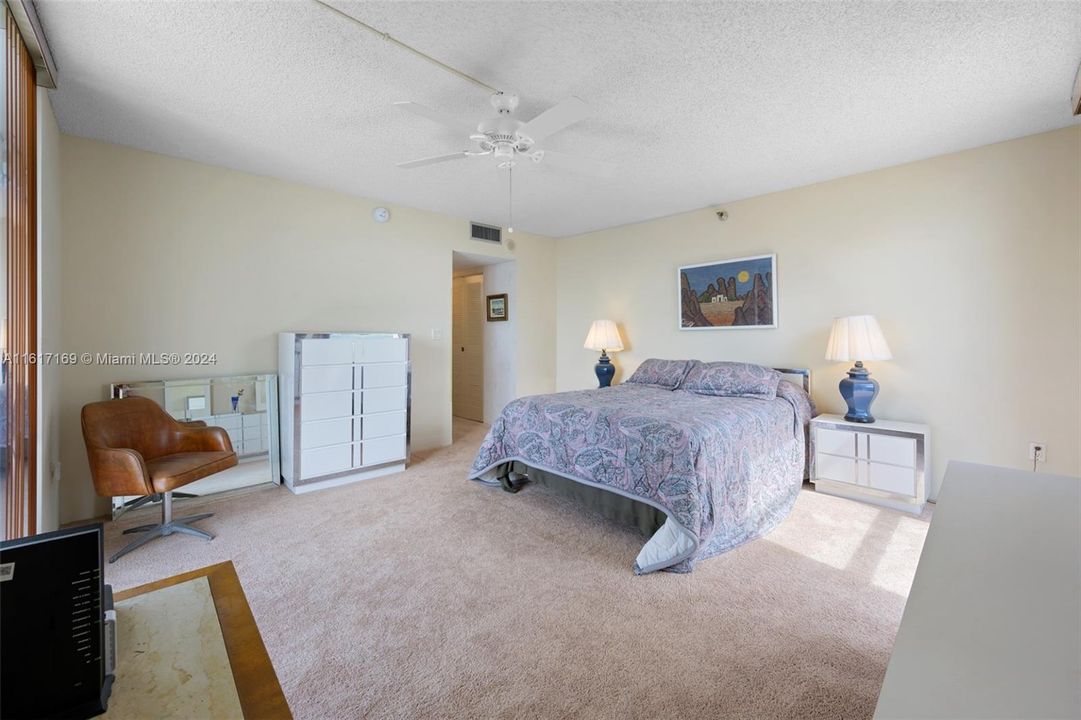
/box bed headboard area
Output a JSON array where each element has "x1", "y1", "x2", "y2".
[{"x1": 773, "y1": 367, "x2": 811, "y2": 394}]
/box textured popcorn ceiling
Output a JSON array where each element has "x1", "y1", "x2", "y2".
[{"x1": 38, "y1": 1, "x2": 1081, "y2": 237}]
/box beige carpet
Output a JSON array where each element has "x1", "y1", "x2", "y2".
[{"x1": 102, "y1": 420, "x2": 931, "y2": 719}]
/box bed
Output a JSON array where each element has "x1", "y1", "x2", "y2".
[{"x1": 468, "y1": 360, "x2": 816, "y2": 574}]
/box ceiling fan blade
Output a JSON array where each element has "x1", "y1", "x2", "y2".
[
  {"x1": 538, "y1": 149, "x2": 616, "y2": 178},
  {"x1": 394, "y1": 101, "x2": 476, "y2": 137},
  {"x1": 519, "y1": 96, "x2": 590, "y2": 145},
  {"x1": 397, "y1": 152, "x2": 472, "y2": 169}
]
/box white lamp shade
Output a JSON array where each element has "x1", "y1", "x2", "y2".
[
  {"x1": 825, "y1": 315, "x2": 893, "y2": 362},
  {"x1": 583, "y1": 320, "x2": 624, "y2": 352}
]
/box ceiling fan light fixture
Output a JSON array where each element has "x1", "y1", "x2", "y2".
[{"x1": 478, "y1": 114, "x2": 521, "y2": 138}]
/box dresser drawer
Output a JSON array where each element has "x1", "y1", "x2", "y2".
[
  {"x1": 362, "y1": 410, "x2": 406, "y2": 439},
  {"x1": 358, "y1": 362, "x2": 408, "y2": 389},
  {"x1": 242, "y1": 436, "x2": 264, "y2": 454},
  {"x1": 816, "y1": 427, "x2": 858, "y2": 458},
  {"x1": 301, "y1": 338, "x2": 354, "y2": 366},
  {"x1": 302, "y1": 364, "x2": 354, "y2": 393},
  {"x1": 300, "y1": 390, "x2": 352, "y2": 422},
  {"x1": 816, "y1": 453, "x2": 858, "y2": 485},
  {"x1": 359, "y1": 435, "x2": 407, "y2": 467},
  {"x1": 867, "y1": 462, "x2": 917, "y2": 496},
  {"x1": 226, "y1": 429, "x2": 242, "y2": 449},
  {"x1": 356, "y1": 337, "x2": 408, "y2": 363},
  {"x1": 301, "y1": 444, "x2": 352, "y2": 480},
  {"x1": 360, "y1": 387, "x2": 407, "y2": 414},
  {"x1": 210, "y1": 414, "x2": 242, "y2": 430},
  {"x1": 301, "y1": 417, "x2": 353, "y2": 449},
  {"x1": 868, "y1": 434, "x2": 916, "y2": 468}
]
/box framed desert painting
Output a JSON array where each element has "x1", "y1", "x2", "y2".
[{"x1": 678, "y1": 253, "x2": 777, "y2": 329}]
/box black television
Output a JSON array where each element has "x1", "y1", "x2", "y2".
[{"x1": 0, "y1": 523, "x2": 112, "y2": 719}]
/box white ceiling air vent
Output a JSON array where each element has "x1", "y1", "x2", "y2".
[{"x1": 471, "y1": 222, "x2": 502, "y2": 245}]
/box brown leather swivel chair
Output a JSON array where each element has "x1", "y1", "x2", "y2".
[{"x1": 81, "y1": 396, "x2": 238, "y2": 562}]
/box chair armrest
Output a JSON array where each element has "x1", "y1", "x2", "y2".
[
  {"x1": 171, "y1": 424, "x2": 235, "y2": 453},
  {"x1": 86, "y1": 447, "x2": 153, "y2": 497},
  {"x1": 179, "y1": 420, "x2": 208, "y2": 428}
]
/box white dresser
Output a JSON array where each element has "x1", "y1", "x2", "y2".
[
  {"x1": 811, "y1": 414, "x2": 930, "y2": 513},
  {"x1": 194, "y1": 412, "x2": 268, "y2": 457},
  {"x1": 278, "y1": 332, "x2": 410, "y2": 493}
]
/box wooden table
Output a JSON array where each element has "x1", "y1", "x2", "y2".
[
  {"x1": 113, "y1": 561, "x2": 291, "y2": 719},
  {"x1": 874, "y1": 461, "x2": 1081, "y2": 719}
]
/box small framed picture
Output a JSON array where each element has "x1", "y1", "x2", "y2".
[{"x1": 486, "y1": 293, "x2": 508, "y2": 322}]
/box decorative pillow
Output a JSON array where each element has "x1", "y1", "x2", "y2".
[
  {"x1": 624, "y1": 359, "x2": 697, "y2": 390},
  {"x1": 680, "y1": 361, "x2": 782, "y2": 399}
]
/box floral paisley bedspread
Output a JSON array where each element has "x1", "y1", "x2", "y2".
[{"x1": 469, "y1": 383, "x2": 814, "y2": 573}]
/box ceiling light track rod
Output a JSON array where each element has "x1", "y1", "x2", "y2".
[{"x1": 311, "y1": 0, "x2": 501, "y2": 94}]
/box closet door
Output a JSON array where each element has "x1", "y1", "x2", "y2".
[{"x1": 452, "y1": 275, "x2": 484, "y2": 422}]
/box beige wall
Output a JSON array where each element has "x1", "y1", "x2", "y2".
[
  {"x1": 37, "y1": 89, "x2": 62, "y2": 532},
  {"x1": 56, "y1": 126, "x2": 1079, "y2": 519},
  {"x1": 481, "y1": 260, "x2": 517, "y2": 423},
  {"x1": 58, "y1": 136, "x2": 556, "y2": 522},
  {"x1": 555, "y1": 127, "x2": 1081, "y2": 499}
]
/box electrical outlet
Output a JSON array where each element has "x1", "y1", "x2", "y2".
[{"x1": 1028, "y1": 442, "x2": 1046, "y2": 463}]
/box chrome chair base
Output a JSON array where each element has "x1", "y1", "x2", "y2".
[
  {"x1": 118, "y1": 490, "x2": 197, "y2": 511},
  {"x1": 110, "y1": 491, "x2": 214, "y2": 563}
]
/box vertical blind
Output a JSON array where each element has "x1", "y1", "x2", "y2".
[{"x1": 3, "y1": 7, "x2": 37, "y2": 539}]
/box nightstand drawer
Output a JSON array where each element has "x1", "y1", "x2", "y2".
[
  {"x1": 867, "y1": 462, "x2": 916, "y2": 496},
  {"x1": 868, "y1": 434, "x2": 916, "y2": 468},
  {"x1": 817, "y1": 427, "x2": 858, "y2": 458},
  {"x1": 817, "y1": 453, "x2": 858, "y2": 485}
]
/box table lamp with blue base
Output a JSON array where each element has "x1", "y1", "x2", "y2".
[
  {"x1": 584, "y1": 320, "x2": 624, "y2": 388},
  {"x1": 825, "y1": 315, "x2": 893, "y2": 424}
]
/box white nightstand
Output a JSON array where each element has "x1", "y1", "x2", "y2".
[{"x1": 810, "y1": 414, "x2": 931, "y2": 514}]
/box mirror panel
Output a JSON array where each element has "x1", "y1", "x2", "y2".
[{"x1": 108, "y1": 374, "x2": 280, "y2": 516}]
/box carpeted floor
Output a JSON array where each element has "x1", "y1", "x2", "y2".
[{"x1": 102, "y1": 419, "x2": 931, "y2": 719}]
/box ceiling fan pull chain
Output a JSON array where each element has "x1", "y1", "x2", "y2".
[{"x1": 507, "y1": 166, "x2": 514, "y2": 234}]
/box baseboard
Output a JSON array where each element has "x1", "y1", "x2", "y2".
[{"x1": 286, "y1": 463, "x2": 406, "y2": 494}]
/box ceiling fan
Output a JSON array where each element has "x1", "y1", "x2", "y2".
[
  {"x1": 310, "y1": 0, "x2": 614, "y2": 231},
  {"x1": 395, "y1": 92, "x2": 616, "y2": 177},
  {"x1": 310, "y1": 0, "x2": 613, "y2": 178}
]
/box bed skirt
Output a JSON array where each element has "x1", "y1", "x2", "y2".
[{"x1": 503, "y1": 460, "x2": 668, "y2": 538}]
